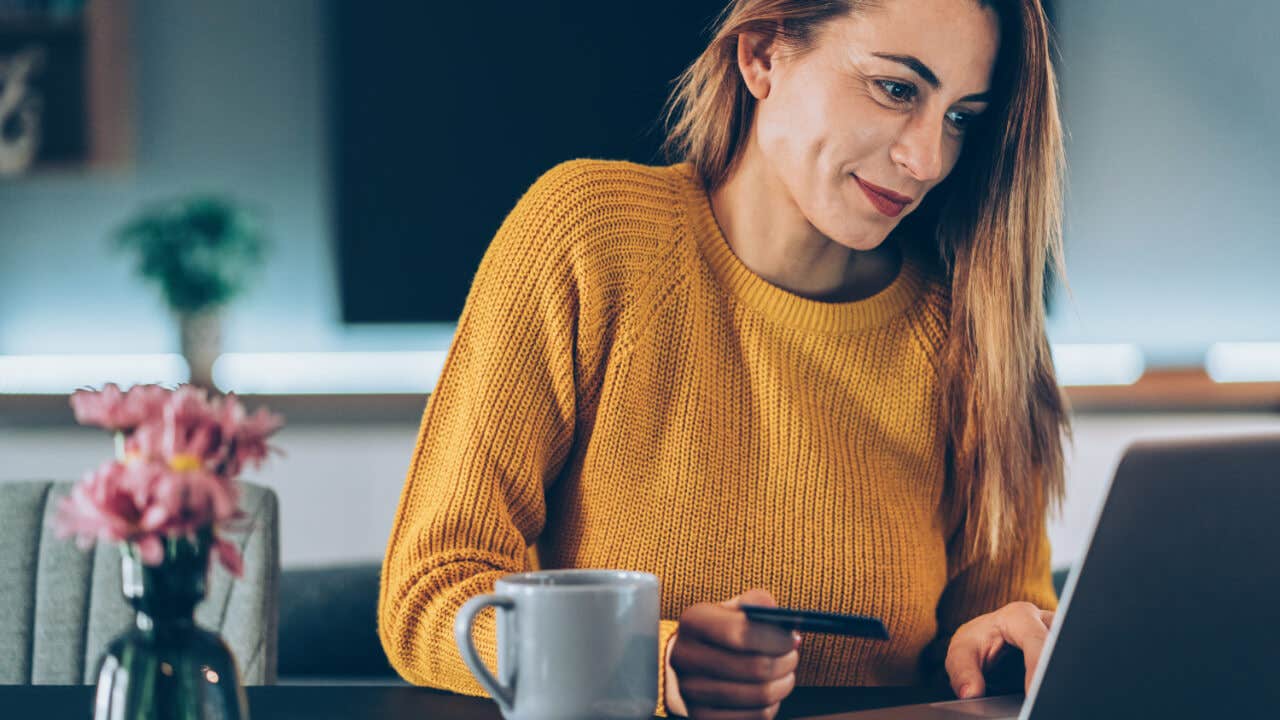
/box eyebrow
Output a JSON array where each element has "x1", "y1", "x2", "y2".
[{"x1": 870, "y1": 52, "x2": 991, "y2": 102}]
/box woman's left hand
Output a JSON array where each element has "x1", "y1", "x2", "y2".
[{"x1": 944, "y1": 601, "x2": 1055, "y2": 699}]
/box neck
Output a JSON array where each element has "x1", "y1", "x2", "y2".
[{"x1": 708, "y1": 138, "x2": 902, "y2": 303}]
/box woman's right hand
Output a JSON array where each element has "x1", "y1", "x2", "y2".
[{"x1": 665, "y1": 589, "x2": 802, "y2": 719}]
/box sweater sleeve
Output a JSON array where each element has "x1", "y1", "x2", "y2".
[
  {"x1": 377, "y1": 164, "x2": 584, "y2": 695},
  {"x1": 656, "y1": 619, "x2": 682, "y2": 716},
  {"x1": 919, "y1": 518, "x2": 1059, "y2": 686}
]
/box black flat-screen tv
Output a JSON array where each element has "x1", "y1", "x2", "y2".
[{"x1": 332, "y1": 1, "x2": 726, "y2": 323}]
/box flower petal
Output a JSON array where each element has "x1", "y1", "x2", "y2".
[
  {"x1": 135, "y1": 535, "x2": 165, "y2": 566},
  {"x1": 214, "y1": 537, "x2": 244, "y2": 577}
]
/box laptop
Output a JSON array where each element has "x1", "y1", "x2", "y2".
[{"x1": 809, "y1": 433, "x2": 1280, "y2": 719}]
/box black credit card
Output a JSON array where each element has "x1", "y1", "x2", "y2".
[{"x1": 740, "y1": 604, "x2": 890, "y2": 641}]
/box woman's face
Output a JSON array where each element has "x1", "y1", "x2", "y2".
[{"x1": 747, "y1": 0, "x2": 1000, "y2": 251}]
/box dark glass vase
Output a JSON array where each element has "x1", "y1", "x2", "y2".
[{"x1": 93, "y1": 530, "x2": 249, "y2": 720}]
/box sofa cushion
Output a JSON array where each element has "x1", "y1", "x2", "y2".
[{"x1": 278, "y1": 562, "x2": 394, "y2": 678}]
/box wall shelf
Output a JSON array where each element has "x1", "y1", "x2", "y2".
[
  {"x1": 1, "y1": 369, "x2": 1276, "y2": 428},
  {"x1": 0, "y1": 0, "x2": 133, "y2": 175}
]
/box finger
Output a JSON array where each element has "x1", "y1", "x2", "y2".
[
  {"x1": 681, "y1": 604, "x2": 796, "y2": 656},
  {"x1": 1039, "y1": 610, "x2": 1055, "y2": 628},
  {"x1": 721, "y1": 588, "x2": 778, "y2": 610},
  {"x1": 945, "y1": 629, "x2": 990, "y2": 700},
  {"x1": 672, "y1": 635, "x2": 800, "y2": 683},
  {"x1": 681, "y1": 671, "x2": 796, "y2": 710},
  {"x1": 994, "y1": 603, "x2": 1051, "y2": 692}
]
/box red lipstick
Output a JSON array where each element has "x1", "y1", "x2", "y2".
[{"x1": 853, "y1": 175, "x2": 912, "y2": 217}]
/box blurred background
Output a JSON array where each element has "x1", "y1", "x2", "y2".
[{"x1": 1, "y1": 0, "x2": 1278, "y2": 578}]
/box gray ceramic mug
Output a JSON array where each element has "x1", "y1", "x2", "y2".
[{"x1": 454, "y1": 569, "x2": 660, "y2": 720}]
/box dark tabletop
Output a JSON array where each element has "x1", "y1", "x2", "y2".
[{"x1": 0, "y1": 683, "x2": 959, "y2": 719}]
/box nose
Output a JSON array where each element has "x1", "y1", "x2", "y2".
[{"x1": 888, "y1": 112, "x2": 945, "y2": 183}]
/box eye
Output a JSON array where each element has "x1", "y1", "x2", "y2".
[
  {"x1": 946, "y1": 109, "x2": 975, "y2": 131},
  {"x1": 875, "y1": 79, "x2": 917, "y2": 104}
]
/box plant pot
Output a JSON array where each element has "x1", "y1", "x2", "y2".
[{"x1": 179, "y1": 310, "x2": 222, "y2": 391}]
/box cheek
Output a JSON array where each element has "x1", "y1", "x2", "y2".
[
  {"x1": 836, "y1": 96, "x2": 912, "y2": 163},
  {"x1": 754, "y1": 101, "x2": 795, "y2": 158},
  {"x1": 758, "y1": 82, "x2": 828, "y2": 153},
  {"x1": 761, "y1": 69, "x2": 864, "y2": 159},
  {"x1": 849, "y1": 116, "x2": 891, "y2": 156}
]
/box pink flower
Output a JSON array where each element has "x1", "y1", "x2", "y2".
[
  {"x1": 217, "y1": 393, "x2": 284, "y2": 477},
  {"x1": 55, "y1": 461, "x2": 139, "y2": 547},
  {"x1": 124, "y1": 387, "x2": 284, "y2": 478},
  {"x1": 70, "y1": 383, "x2": 170, "y2": 432},
  {"x1": 214, "y1": 537, "x2": 245, "y2": 578},
  {"x1": 131, "y1": 461, "x2": 239, "y2": 533},
  {"x1": 57, "y1": 383, "x2": 280, "y2": 578},
  {"x1": 53, "y1": 459, "x2": 246, "y2": 575},
  {"x1": 127, "y1": 385, "x2": 222, "y2": 466},
  {"x1": 135, "y1": 535, "x2": 165, "y2": 566}
]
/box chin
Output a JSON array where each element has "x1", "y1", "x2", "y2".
[
  {"x1": 830, "y1": 230, "x2": 891, "y2": 253},
  {"x1": 821, "y1": 209, "x2": 900, "y2": 252}
]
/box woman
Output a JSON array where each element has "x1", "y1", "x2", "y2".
[{"x1": 378, "y1": 0, "x2": 1069, "y2": 717}]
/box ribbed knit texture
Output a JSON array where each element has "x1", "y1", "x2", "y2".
[{"x1": 377, "y1": 158, "x2": 1057, "y2": 715}]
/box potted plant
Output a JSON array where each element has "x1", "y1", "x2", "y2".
[{"x1": 114, "y1": 196, "x2": 268, "y2": 389}]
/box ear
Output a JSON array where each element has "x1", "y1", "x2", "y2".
[{"x1": 735, "y1": 27, "x2": 779, "y2": 101}]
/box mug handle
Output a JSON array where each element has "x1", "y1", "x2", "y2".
[{"x1": 454, "y1": 593, "x2": 517, "y2": 711}]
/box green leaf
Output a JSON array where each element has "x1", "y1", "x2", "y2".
[{"x1": 113, "y1": 195, "x2": 269, "y2": 314}]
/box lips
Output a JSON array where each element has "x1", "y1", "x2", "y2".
[{"x1": 852, "y1": 175, "x2": 911, "y2": 218}]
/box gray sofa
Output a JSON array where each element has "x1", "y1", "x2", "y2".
[{"x1": 277, "y1": 562, "x2": 396, "y2": 681}]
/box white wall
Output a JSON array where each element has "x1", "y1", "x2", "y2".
[
  {"x1": 0, "y1": 0, "x2": 453, "y2": 357},
  {"x1": 4, "y1": 413, "x2": 1279, "y2": 569},
  {"x1": 1049, "y1": 413, "x2": 1280, "y2": 569},
  {"x1": 1049, "y1": 0, "x2": 1280, "y2": 365}
]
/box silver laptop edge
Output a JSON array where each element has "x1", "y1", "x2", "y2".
[{"x1": 1014, "y1": 438, "x2": 1123, "y2": 720}]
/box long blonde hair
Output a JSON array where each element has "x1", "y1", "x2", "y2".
[{"x1": 661, "y1": 0, "x2": 1070, "y2": 561}]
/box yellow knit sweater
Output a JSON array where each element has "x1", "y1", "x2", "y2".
[{"x1": 378, "y1": 158, "x2": 1057, "y2": 714}]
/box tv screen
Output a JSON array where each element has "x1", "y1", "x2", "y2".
[{"x1": 333, "y1": 1, "x2": 727, "y2": 323}]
